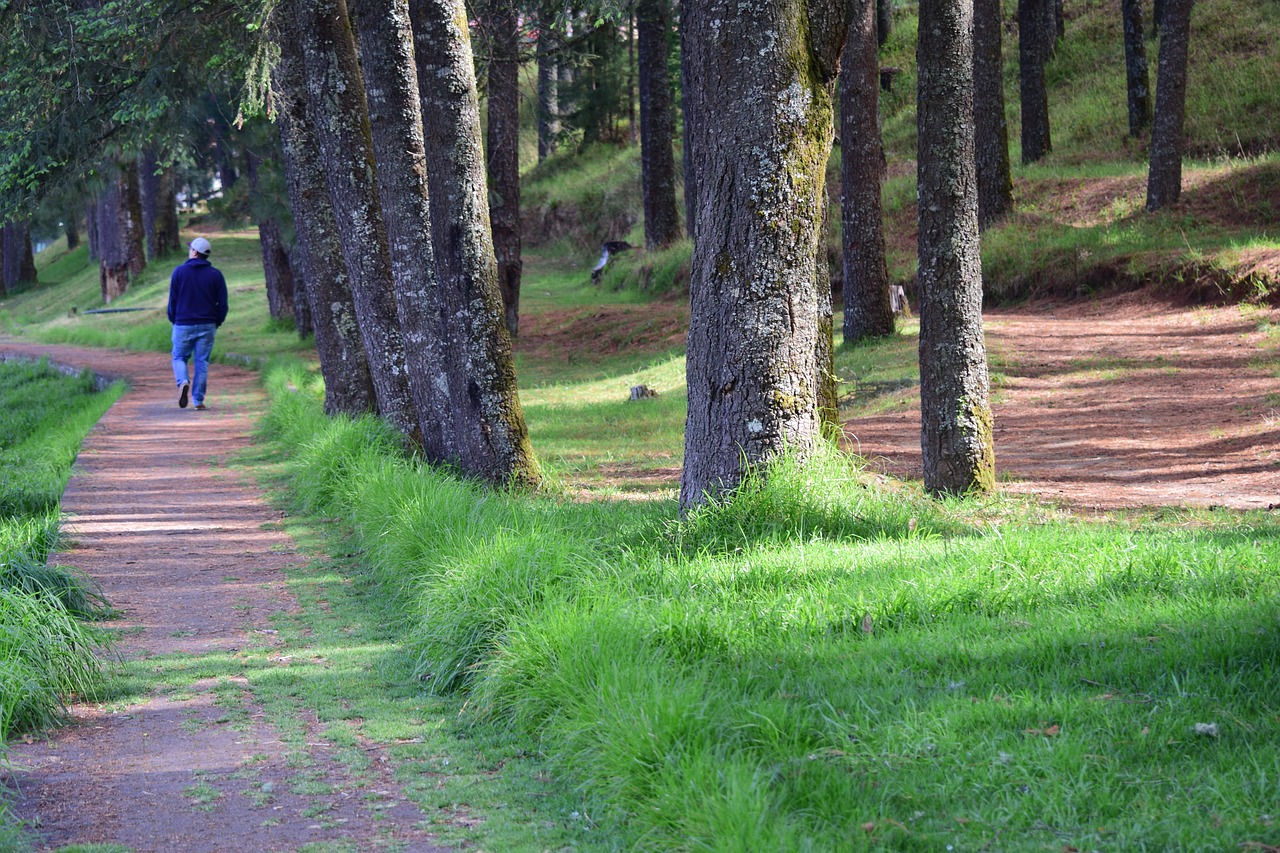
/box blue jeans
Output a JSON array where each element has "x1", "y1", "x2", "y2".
[{"x1": 171, "y1": 323, "x2": 217, "y2": 406}]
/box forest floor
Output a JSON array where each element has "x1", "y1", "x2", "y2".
[
  {"x1": 0, "y1": 292, "x2": 1277, "y2": 848},
  {"x1": 0, "y1": 341, "x2": 451, "y2": 853}
]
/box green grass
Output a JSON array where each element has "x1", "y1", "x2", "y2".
[
  {"x1": 256, "y1": 363, "x2": 1280, "y2": 851},
  {"x1": 0, "y1": 359, "x2": 119, "y2": 842},
  {"x1": 0, "y1": 232, "x2": 318, "y2": 363}
]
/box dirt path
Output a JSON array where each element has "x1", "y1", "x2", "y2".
[
  {"x1": 845, "y1": 295, "x2": 1280, "y2": 510},
  {"x1": 0, "y1": 341, "x2": 448, "y2": 853}
]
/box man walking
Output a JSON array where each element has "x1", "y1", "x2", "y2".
[{"x1": 168, "y1": 236, "x2": 228, "y2": 410}]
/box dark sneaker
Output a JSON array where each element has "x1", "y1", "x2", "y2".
[{"x1": 178, "y1": 382, "x2": 190, "y2": 409}]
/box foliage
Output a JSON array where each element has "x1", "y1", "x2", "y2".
[{"x1": 0, "y1": 0, "x2": 262, "y2": 219}]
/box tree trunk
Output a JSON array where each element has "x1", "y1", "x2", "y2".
[
  {"x1": 536, "y1": 24, "x2": 560, "y2": 162},
  {"x1": 84, "y1": 200, "x2": 98, "y2": 262},
  {"x1": 64, "y1": 211, "x2": 80, "y2": 251},
  {"x1": 679, "y1": 0, "x2": 853, "y2": 512},
  {"x1": 1146, "y1": 0, "x2": 1193, "y2": 210},
  {"x1": 841, "y1": 0, "x2": 894, "y2": 344},
  {"x1": 409, "y1": 0, "x2": 540, "y2": 486},
  {"x1": 243, "y1": 145, "x2": 296, "y2": 323},
  {"x1": 271, "y1": 29, "x2": 377, "y2": 416},
  {"x1": 974, "y1": 0, "x2": 1014, "y2": 227},
  {"x1": 1122, "y1": 0, "x2": 1152, "y2": 137},
  {"x1": 679, "y1": 17, "x2": 698, "y2": 244},
  {"x1": 917, "y1": 0, "x2": 995, "y2": 496},
  {"x1": 139, "y1": 149, "x2": 161, "y2": 259},
  {"x1": 259, "y1": 219, "x2": 297, "y2": 321},
  {"x1": 877, "y1": 0, "x2": 893, "y2": 46},
  {"x1": 1152, "y1": 0, "x2": 1165, "y2": 35},
  {"x1": 484, "y1": 1, "x2": 523, "y2": 338},
  {"x1": 2, "y1": 221, "x2": 37, "y2": 290},
  {"x1": 97, "y1": 161, "x2": 145, "y2": 304},
  {"x1": 1018, "y1": 0, "x2": 1051, "y2": 163},
  {"x1": 627, "y1": 12, "x2": 637, "y2": 145},
  {"x1": 636, "y1": 0, "x2": 682, "y2": 250},
  {"x1": 349, "y1": 0, "x2": 457, "y2": 460},
  {"x1": 289, "y1": 0, "x2": 422, "y2": 443},
  {"x1": 815, "y1": 201, "x2": 838, "y2": 431}
]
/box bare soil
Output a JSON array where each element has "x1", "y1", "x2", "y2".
[
  {"x1": 0, "y1": 341, "x2": 449, "y2": 853},
  {"x1": 846, "y1": 294, "x2": 1280, "y2": 510}
]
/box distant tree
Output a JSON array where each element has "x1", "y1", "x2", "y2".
[
  {"x1": 917, "y1": 0, "x2": 995, "y2": 495},
  {"x1": 138, "y1": 149, "x2": 180, "y2": 260},
  {"x1": 288, "y1": 0, "x2": 423, "y2": 444},
  {"x1": 678, "y1": 13, "x2": 698, "y2": 243},
  {"x1": 2, "y1": 220, "x2": 37, "y2": 291},
  {"x1": 841, "y1": 0, "x2": 894, "y2": 343},
  {"x1": 636, "y1": 0, "x2": 681, "y2": 250},
  {"x1": 270, "y1": 15, "x2": 378, "y2": 416},
  {"x1": 1146, "y1": 0, "x2": 1193, "y2": 210},
  {"x1": 877, "y1": 0, "x2": 893, "y2": 45},
  {"x1": 679, "y1": 0, "x2": 853, "y2": 511},
  {"x1": 1122, "y1": 0, "x2": 1152, "y2": 137},
  {"x1": 482, "y1": 1, "x2": 524, "y2": 338},
  {"x1": 64, "y1": 211, "x2": 80, "y2": 251},
  {"x1": 409, "y1": 0, "x2": 540, "y2": 487},
  {"x1": 974, "y1": 0, "x2": 1013, "y2": 227},
  {"x1": 536, "y1": 21, "x2": 561, "y2": 162},
  {"x1": 96, "y1": 160, "x2": 145, "y2": 304},
  {"x1": 1018, "y1": 0, "x2": 1052, "y2": 163}
]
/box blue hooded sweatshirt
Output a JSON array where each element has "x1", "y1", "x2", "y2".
[{"x1": 168, "y1": 257, "x2": 229, "y2": 327}]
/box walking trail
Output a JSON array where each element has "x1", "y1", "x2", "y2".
[{"x1": 0, "y1": 341, "x2": 448, "y2": 853}]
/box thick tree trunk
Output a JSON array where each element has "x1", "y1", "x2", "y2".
[
  {"x1": 917, "y1": 0, "x2": 995, "y2": 496},
  {"x1": 679, "y1": 19, "x2": 698, "y2": 244},
  {"x1": 679, "y1": 0, "x2": 852, "y2": 511},
  {"x1": 289, "y1": 0, "x2": 422, "y2": 442},
  {"x1": 348, "y1": 0, "x2": 455, "y2": 460},
  {"x1": 877, "y1": 0, "x2": 893, "y2": 46},
  {"x1": 1018, "y1": 0, "x2": 1051, "y2": 163},
  {"x1": 1146, "y1": 0, "x2": 1193, "y2": 210},
  {"x1": 974, "y1": 0, "x2": 1014, "y2": 227},
  {"x1": 2, "y1": 221, "x2": 37, "y2": 290},
  {"x1": 536, "y1": 25, "x2": 560, "y2": 162},
  {"x1": 139, "y1": 152, "x2": 180, "y2": 260},
  {"x1": 636, "y1": 0, "x2": 681, "y2": 250},
  {"x1": 841, "y1": 0, "x2": 894, "y2": 344},
  {"x1": 409, "y1": 0, "x2": 540, "y2": 486},
  {"x1": 97, "y1": 161, "x2": 145, "y2": 304},
  {"x1": 484, "y1": 2, "x2": 523, "y2": 338},
  {"x1": 271, "y1": 32, "x2": 377, "y2": 416},
  {"x1": 1122, "y1": 0, "x2": 1152, "y2": 137}
]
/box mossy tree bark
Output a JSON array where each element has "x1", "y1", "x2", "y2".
[
  {"x1": 289, "y1": 0, "x2": 422, "y2": 444},
  {"x1": 679, "y1": 0, "x2": 853, "y2": 512},
  {"x1": 484, "y1": 1, "x2": 524, "y2": 338},
  {"x1": 974, "y1": 0, "x2": 1014, "y2": 227},
  {"x1": 348, "y1": 0, "x2": 454, "y2": 458},
  {"x1": 1018, "y1": 0, "x2": 1051, "y2": 163},
  {"x1": 1122, "y1": 0, "x2": 1152, "y2": 137},
  {"x1": 636, "y1": 0, "x2": 681, "y2": 250},
  {"x1": 409, "y1": 0, "x2": 540, "y2": 487},
  {"x1": 841, "y1": 0, "x2": 894, "y2": 344},
  {"x1": 917, "y1": 0, "x2": 995, "y2": 496},
  {"x1": 271, "y1": 9, "x2": 377, "y2": 416},
  {"x1": 1145, "y1": 0, "x2": 1193, "y2": 211}
]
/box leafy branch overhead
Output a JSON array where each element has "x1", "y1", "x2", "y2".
[{"x1": 0, "y1": 0, "x2": 260, "y2": 217}]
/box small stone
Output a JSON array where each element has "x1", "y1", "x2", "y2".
[{"x1": 1192, "y1": 722, "x2": 1220, "y2": 737}]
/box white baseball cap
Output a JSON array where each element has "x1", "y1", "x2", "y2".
[{"x1": 189, "y1": 237, "x2": 212, "y2": 255}]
